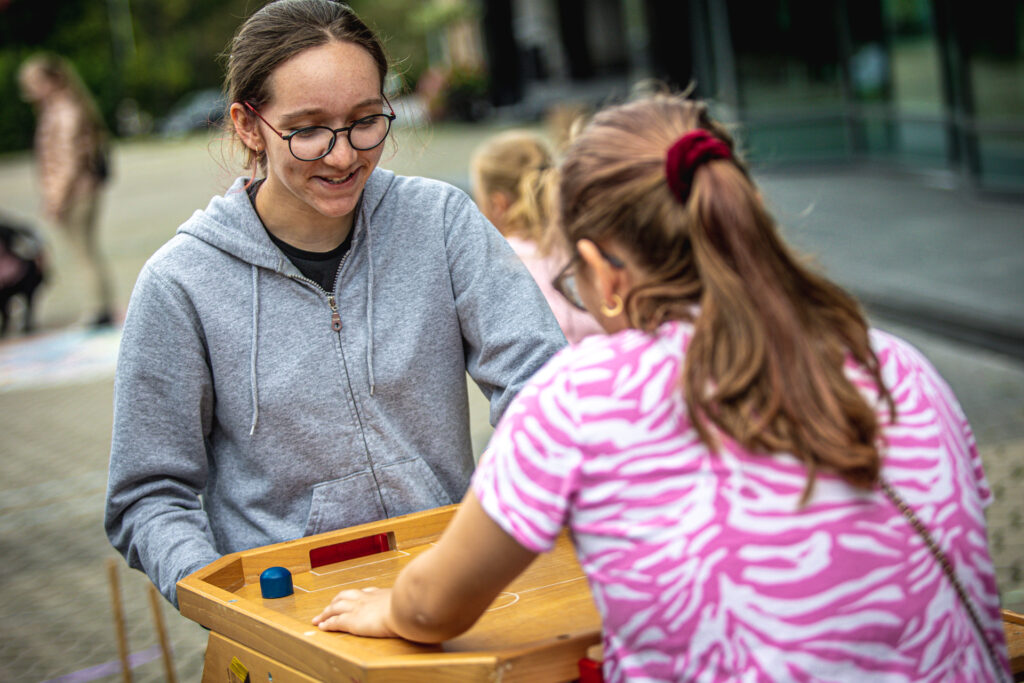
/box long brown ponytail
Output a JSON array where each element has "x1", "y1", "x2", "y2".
[{"x1": 558, "y1": 93, "x2": 894, "y2": 501}]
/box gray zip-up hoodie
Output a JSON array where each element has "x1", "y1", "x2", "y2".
[{"x1": 105, "y1": 170, "x2": 566, "y2": 605}]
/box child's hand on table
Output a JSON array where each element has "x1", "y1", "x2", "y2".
[
  {"x1": 313, "y1": 586, "x2": 398, "y2": 638},
  {"x1": 313, "y1": 492, "x2": 537, "y2": 644}
]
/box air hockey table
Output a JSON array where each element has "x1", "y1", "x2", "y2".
[{"x1": 177, "y1": 505, "x2": 602, "y2": 682}]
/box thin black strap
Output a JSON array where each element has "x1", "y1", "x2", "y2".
[{"x1": 879, "y1": 478, "x2": 1008, "y2": 681}]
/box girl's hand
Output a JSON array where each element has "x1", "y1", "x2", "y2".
[
  {"x1": 312, "y1": 493, "x2": 537, "y2": 644},
  {"x1": 312, "y1": 586, "x2": 398, "y2": 638}
]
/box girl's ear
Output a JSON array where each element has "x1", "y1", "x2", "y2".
[
  {"x1": 488, "y1": 191, "x2": 511, "y2": 220},
  {"x1": 230, "y1": 102, "x2": 264, "y2": 153},
  {"x1": 577, "y1": 239, "x2": 631, "y2": 307}
]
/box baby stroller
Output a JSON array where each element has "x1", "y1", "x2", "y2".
[{"x1": 0, "y1": 216, "x2": 47, "y2": 336}]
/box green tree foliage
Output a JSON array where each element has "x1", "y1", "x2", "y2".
[
  {"x1": 0, "y1": 0, "x2": 114, "y2": 153},
  {"x1": 121, "y1": 0, "x2": 251, "y2": 115},
  {"x1": 0, "y1": 0, "x2": 433, "y2": 153},
  {"x1": 350, "y1": 0, "x2": 429, "y2": 92}
]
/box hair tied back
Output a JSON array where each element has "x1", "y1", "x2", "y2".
[{"x1": 665, "y1": 130, "x2": 732, "y2": 204}]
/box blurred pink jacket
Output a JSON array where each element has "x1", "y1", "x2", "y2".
[
  {"x1": 34, "y1": 91, "x2": 103, "y2": 219},
  {"x1": 506, "y1": 236, "x2": 604, "y2": 344}
]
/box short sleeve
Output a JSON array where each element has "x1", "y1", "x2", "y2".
[
  {"x1": 471, "y1": 350, "x2": 584, "y2": 553},
  {"x1": 873, "y1": 329, "x2": 993, "y2": 509}
]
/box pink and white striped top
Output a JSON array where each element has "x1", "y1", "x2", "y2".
[{"x1": 473, "y1": 321, "x2": 1009, "y2": 682}]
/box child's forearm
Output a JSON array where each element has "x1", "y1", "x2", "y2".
[
  {"x1": 387, "y1": 548, "x2": 484, "y2": 643},
  {"x1": 386, "y1": 493, "x2": 538, "y2": 643},
  {"x1": 314, "y1": 493, "x2": 537, "y2": 642}
]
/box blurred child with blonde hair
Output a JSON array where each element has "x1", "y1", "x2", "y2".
[{"x1": 470, "y1": 129, "x2": 601, "y2": 343}]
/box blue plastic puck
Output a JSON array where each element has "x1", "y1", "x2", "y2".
[{"x1": 259, "y1": 566, "x2": 294, "y2": 599}]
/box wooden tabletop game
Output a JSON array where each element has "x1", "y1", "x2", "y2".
[{"x1": 177, "y1": 505, "x2": 602, "y2": 682}]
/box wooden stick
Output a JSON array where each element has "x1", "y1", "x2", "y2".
[
  {"x1": 147, "y1": 583, "x2": 178, "y2": 683},
  {"x1": 106, "y1": 558, "x2": 133, "y2": 683}
]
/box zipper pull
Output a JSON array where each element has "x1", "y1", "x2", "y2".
[{"x1": 327, "y1": 294, "x2": 342, "y2": 332}]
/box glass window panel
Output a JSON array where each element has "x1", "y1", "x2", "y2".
[
  {"x1": 965, "y1": 0, "x2": 1024, "y2": 189},
  {"x1": 886, "y1": 0, "x2": 944, "y2": 116},
  {"x1": 882, "y1": 0, "x2": 948, "y2": 164},
  {"x1": 977, "y1": 133, "x2": 1024, "y2": 190},
  {"x1": 967, "y1": 0, "x2": 1024, "y2": 121},
  {"x1": 728, "y1": 0, "x2": 844, "y2": 108},
  {"x1": 726, "y1": 0, "x2": 847, "y2": 162}
]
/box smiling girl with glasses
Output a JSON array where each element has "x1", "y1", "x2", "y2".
[{"x1": 105, "y1": 0, "x2": 566, "y2": 607}]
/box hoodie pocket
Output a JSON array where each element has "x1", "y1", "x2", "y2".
[
  {"x1": 376, "y1": 457, "x2": 455, "y2": 517},
  {"x1": 303, "y1": 471, "x2": 387, "y2": 537}
]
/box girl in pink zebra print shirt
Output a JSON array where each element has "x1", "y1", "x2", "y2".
[{"x1": 315, "y1": 93, "x2": 1011, "y2": 682}]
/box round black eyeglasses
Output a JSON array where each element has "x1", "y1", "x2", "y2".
[{"x1": 244, "y1": 99, "x2": 397, "y2": 161}]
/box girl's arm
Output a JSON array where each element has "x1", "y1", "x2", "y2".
[
  {"x1": 104, "y1": 265, "x2": 220, "y2": 605},
  {"x1": 443, "y1": 195, "x2": 567, "y2": 424},
  {"x1": 313, "y1": 491, "x2": 538, "y2": 642}
]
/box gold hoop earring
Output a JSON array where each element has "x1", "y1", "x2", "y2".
[{"x1": 600, "y1": 293, "x2": 624, "y2": 317}]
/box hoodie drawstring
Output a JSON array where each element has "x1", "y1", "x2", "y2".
[
  {"x1": 364, "y1": 203, "x2": 376, "y2": 396},
  {"x1": 249, "y1": 265, "x2": 260, "y2": 435}
]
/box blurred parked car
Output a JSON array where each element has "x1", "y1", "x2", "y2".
[{"x1": 158, "y1": 89, "x2": 227, "y2": 136}]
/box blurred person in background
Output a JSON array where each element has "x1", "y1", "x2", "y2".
[
  {"x1": 471, "y1": 129, "x2": 601, "y2": 343},
  {"x1": 18, "y1": 52, "x2": 114, "y2": 327},
  {"x1": 104, "y1": 0, "x2": 564, "y2": 607},
  {"x1": 315, "y1": 92, "x2": 1011, "y2": 682}
]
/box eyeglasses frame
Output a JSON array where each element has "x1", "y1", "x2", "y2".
[
  {"x1": 243, "y1": 95, "x2": 397, "y2": 161},
  {"x1": 552, "y1": 244, "x2": 626, "y2": 311}
]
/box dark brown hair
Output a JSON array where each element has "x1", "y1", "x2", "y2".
[
  {"x1": 558, "y1": 93, "x2": 894, "y2": 501},
  {"x1": 224, "y1": 0, "x2": 389, "y2": 173}
]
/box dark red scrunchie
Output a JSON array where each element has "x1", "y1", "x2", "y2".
[{"x1": 665, "y1": 130, "x2": 732, "y2": 204}]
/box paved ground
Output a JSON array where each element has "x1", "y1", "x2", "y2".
[{"x1": 0, "y1": 121, "x2": 1021, "y2": 682}]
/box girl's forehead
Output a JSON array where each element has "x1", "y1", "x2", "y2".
[
  {"x1": 21, "y1": 64, "x2": 47, "y2": 81},
  {"x1": 265, "y1": 41, "x2": 381, "y2": 112}
]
